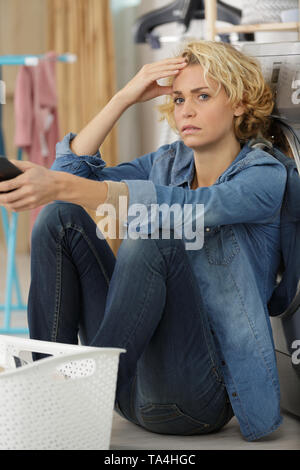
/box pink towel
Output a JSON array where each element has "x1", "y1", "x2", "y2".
[{"x1": 14, "y1": 51, "x2": 60, "y2": 236}]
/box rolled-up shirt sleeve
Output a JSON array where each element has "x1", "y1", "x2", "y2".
[{"x1": 51, "y1": 132, "x2": 155, "y2": 182}]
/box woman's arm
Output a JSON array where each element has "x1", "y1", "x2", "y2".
[
  {"x1": 70, "y1": 57, "x2": 187, "y2": 156},
  {"x1": 0, "y1": 57, "x2": 187, "y2": 212},
  {"x1": 69, "y1": 93, "x2": 129, "y2": 156},
  {"x1": 0, "y1": 161, "x2": 108, "y2": 212},
  {"x1": 121, "y1": 155, "x2": 287, "y2": 238}
]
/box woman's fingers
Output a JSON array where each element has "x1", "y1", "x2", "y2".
[
  {"x1": 146, "y1": 59, "x2": 187, "y2": 75},
  {"x1": 9, "y1": 159, "x2": 36, "y2": 170},
  {"x1": 0, "y1": 165, "x2": 56, "y2": 212},
  {"x1": 143, "y1": 62, "x2": 187, "y2": 85},
  {"x1": 150, "y1": 69, "x2": 182, "y2": 81},
  {"x1": 150, "y1": 56, "x2": 187, "y2": 67},
  {"x1": 0, "y1": 185, "x2": 28, "y2": 205},
  {"x1": 120, "y1": 57, "x2": 188, "y2": 104},
  {"x1": 0, "y1": 174, "x2": 24, "y2": 193},
  {"x1": 151, "y1": 58, "x2": 187, "y2": 68},
  {"x1": 3, "y1": 197, "x2": 35, "y2": 212},
  {"x1": 0, "y1": 181, "x2": 45, "y2": 212},
  {"x1": 152, "y1": 64, "x2": 187, "y2": 76}
]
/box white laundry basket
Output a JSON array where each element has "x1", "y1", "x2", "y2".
[{"x1": 0, "y1": 335, "x2": 125, "y2": 450}]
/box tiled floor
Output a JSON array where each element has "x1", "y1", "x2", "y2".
[{"x1": 1, "y1": 248, "x2": 300, "y2": 450}]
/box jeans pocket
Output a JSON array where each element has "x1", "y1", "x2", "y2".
[
  {"x1": 204, "y1": 225, "x2": 240, "y2": 266},
  {"x1": 139, "y1": 403, "x2": 213, "y2": 435}
]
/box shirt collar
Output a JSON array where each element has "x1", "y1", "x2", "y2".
[{"x1": 170, "y1": 140, "x2": 252, "y2": 187}]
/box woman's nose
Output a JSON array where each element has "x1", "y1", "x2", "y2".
[{"x1": 182, "y1": 99, "x2": 196, "y2": 117}]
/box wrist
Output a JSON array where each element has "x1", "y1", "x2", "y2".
[
  {"x1": 54, "y1": 171, "x2": 74, "y2": 201},
  {"x1": 113, "y1": 90, "x2": 134, "y2": 110},
  {"x1": 54, "y1": 171, "x2": 109, "y2": 211}
]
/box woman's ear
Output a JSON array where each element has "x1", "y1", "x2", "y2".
[{"x1": 233, "y1": 101, "x2": 245, "y2": 117}]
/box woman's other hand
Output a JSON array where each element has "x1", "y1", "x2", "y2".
[
  {"x1": 117, "y1": 57, "x2": 188, "y2": 106},
  {"x1": 0, "y1": 160, "x2": 59, "y2": 212}
]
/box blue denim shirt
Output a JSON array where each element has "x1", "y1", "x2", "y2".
[{"x1": 52, "y1": 133, "x2": 287, "y2": 441}]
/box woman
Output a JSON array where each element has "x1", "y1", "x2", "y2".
[{"x1": 0, "y1": 41, "x2": 287, "y2": 441}]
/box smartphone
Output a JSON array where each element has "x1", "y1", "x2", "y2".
[{"x1": 0, "y1": 156, "x2": 23, "y2": 192}]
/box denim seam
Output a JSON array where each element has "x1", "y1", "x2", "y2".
[
  {"x1": 246, "y1": 416, "x2": 283, "y2": 442},
  {"x1": 204, "y1": 401, "x2": 232, "y2": 433},
  {"x1": 140, "y1": 403, "x2": 210, "y2": 428},
  {"x1": 142, "y1": 412, "x2": 181, "y2": 422},
  {"x1": 51, "y1": 241, "x2": 62, "y2": 342},
  {"x1": 152, "y1": 148, "x2": 175, "y2": 169},
  {"x1": 59, "y1": 223, "x2": 111, "y2": 285},
  {"x1": 262, "y1": 235, "x2": 268, "y2": 304},
  {"x1": 130, "y1": 374, "x2": 138, "y2": 424},
  {"x1": 227, "y1": 268, "x2": 280, "y2": 440},
  {"x1": 160, "y1": 243, "x2": 224, "y2": 385},
  {"x1": 171, "y1": 377, "x2": 229, "y2": 423},
  {"x1": 121, "y1": 269, "x2": 157, "y2": 349},
  {"x1": 204, "y1": 226, "x2": 240, "y2": 266},
  {"x1": 140, "y1": 405, "x2": 231, "y2": 435},
  {"x1": 182, "y1": 252, "x2": 223, "y2": 381},
  {"x1": 229, "y1": 267, "x2": 279, "y2": 392},
  {"x1": 51, "y1": 223, "x2": 112, "y2": 341},
  {"x1": 218, "y1": 354, "x2": 254, "y2": 440},
  {"x1": 228, "y1": 269, "x2": 267, "y2": 440}
]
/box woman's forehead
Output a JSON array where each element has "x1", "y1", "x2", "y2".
[{"x1": 172, "y1": 64, "x2": 219, "y2": 92}]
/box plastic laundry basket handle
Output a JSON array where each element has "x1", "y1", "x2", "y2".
[{"x1": 0, "y1": 335, "x2": 125, "y2": 369}]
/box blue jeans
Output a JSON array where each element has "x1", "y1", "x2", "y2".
[{"x1": 28, "y1": 202, "x2": 234, "y2": 436}]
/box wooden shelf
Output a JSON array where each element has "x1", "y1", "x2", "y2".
[
  {"x1": 216, "y1": 21, "x2": 300, "y2": 35},
  {"x1": 204, "y1": 0, "x2": 300, "y2": 40}
]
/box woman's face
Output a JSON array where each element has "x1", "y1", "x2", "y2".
[{"x1": 172, "y1": 64, "x2": 244, "y2": 151}]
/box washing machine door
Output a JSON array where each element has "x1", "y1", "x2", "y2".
[
  {"x1": 240, "y1": 41, "x2": 300, "y2": 418},
  {"x1": 271, "y1": 289, "x2": 300, "y2": 418}
]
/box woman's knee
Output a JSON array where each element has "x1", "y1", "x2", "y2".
[
  {"x1": 118, "y1": 233, "x2": 184, "y2": 258},
  {"x1": 31, "y1": 202, "x2": 88, "y2": 244},
  {"x1": 116, "y1": 235, "x2": 186, "y2": 276}
]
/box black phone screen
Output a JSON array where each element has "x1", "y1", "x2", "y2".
[{"x1": 0, "y1": 157, "x2": 23, "y2": 182}]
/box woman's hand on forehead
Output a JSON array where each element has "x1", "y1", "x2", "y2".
[{"x1": 117, "y1": 57, "x2": 188, "y2": 105}]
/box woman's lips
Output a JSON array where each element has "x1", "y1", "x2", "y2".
[{"x1": 182, "y1": 126, "x2": 201, "y2": 135}]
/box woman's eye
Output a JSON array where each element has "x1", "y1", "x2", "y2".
[
  {"x1": 173, "y1": 94, "x2": 209, "y2": 105},
  {"x1": 198, "y1": 93, "x2": 209, "y2": 100},
  {"x1": 173, "y1": 97, "x2": 184, "y2": 105}
]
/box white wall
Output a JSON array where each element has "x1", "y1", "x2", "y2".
[{"x1": 111, "y1": 3, "x2": 142, "y2": 163}]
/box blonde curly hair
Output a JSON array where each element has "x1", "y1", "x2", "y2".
[{"x1": 158, "y1": 40, "x2": 274, "y2": 142}]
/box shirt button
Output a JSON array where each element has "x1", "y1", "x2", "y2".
[
  {"x1": 221, "y1": 361, "x2": 226, "y2": 366},
  {"x1": 232, "y1": 392, "x2": 237, "y2": 397},
  {"x1": 205, "y1": 227, "x2": 211, "y2": 232}
]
